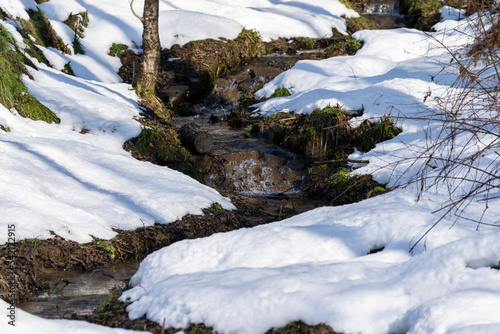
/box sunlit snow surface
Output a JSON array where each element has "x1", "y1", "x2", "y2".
[
  {"x1": 0, "y1": 0, "x2": 499, "y2": 333},
  {"x1": 120, "y1": 11, "x2": 500, "y2": 334}
]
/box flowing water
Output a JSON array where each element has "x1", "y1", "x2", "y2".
[
  {"x1": 20, "y1": 3, "x2": 406, "y2": 319},
  {"x1": 362, "y1": 0, "x2": 406, "y2": 29}
]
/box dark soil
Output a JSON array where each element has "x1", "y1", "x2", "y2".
[
  {"x1": 0, "y1": 194, "x2": 283, "y2": 306},
  {"x1": 80, "y1": 289, "x2": 341, "y2": 334}
]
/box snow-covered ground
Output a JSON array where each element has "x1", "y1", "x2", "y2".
[
  {"x1": 1, "y1": 0, "x2": 499, "y2": 333},
  {"x1": 120, "y1": 7, "x2": 500, "y2": 334}
]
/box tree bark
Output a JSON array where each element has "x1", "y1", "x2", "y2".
[{"x1": 139, "y1": 0, "x2": 160, "y2": 92}]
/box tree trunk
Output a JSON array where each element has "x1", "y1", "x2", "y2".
[{"x1": 139, "y1": 0, "x2": 160, "y2": 92}]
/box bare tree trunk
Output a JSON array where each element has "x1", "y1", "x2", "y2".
[{"x1": 139, "y1": 0, "x2": 160, "y2": 93}]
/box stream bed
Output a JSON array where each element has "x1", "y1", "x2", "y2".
[{"x1": 19, "y1": 2, "x2": 406, "y2": 321}]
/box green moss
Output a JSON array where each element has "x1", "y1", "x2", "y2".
[
  {"x1": 355, "y1": 116, "x2": 401, "y2": 152},
  {"x1": 345, "y1": 16, "x2": 377, "y2": 33},
  {"x1": 324, "y1": 37, "x2": 363, "y2": 58},
  {"x1": 328, "y1": 168, "x2": 383, "y2": 204},
  {"x1": 402, "y1": 0, "x2": 443, "y2": 30},
  {"x1": 210, "y1": 202, "x2": 225, "y2": 213},
  {"x1": 295, "y1": 37, "x2": 315, "y2": 49},
  {"x1": 22, "y1": 8, "x2": 70, "y2": 54},
  {"x1": 0, "y1": 25, "x2": 60, "y2": 124},
  {"x1": 270, "y1": 88, "x2": 292, "y2": 98},
  {"x1": 96, "y1": 241, "x2": 116, "y2": 259},
  {"x1": 124, "y1": 125, "x2": 202, "y2": 180},
  {"x1": 96, "y1": 290, "x2": 122, "y2": 314},
  {"x1": 126, "y1": 126, "x2": 183, "y2": 165}
]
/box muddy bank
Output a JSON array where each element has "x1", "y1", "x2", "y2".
[{"x1": 1, "y1": 194, "x2": 307, "y2": 305}]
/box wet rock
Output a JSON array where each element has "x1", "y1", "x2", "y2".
[
  {"x1": 222, "y1": 150, "x2": 260, "y2": 163},
  {"x1": 157, "y1": 85, "x2": 189, "y2": 107},
  {"x1": 264, "y1": 153, "x2": 285, "y2": 167},
  {"x1": 249, "y1": 65, "x2": 283, "y2": 78},
  {"x1": 214, "y1": 78, "x2": 240, "y2": 105},
  {"x1": 232, "y1": 71, "x2": 252, "y2": 83},
  {"x1": 180, "y1": 123, "x2": 213, "y2": 154},
  {"x1": 280, "y1": 167, "x2": 303, "y2": 183}
]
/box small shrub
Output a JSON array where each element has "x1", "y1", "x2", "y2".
[
  {"x1": 64, "y1": 11, "x2": 89, "y2": 55},
  {"x1": 63, "y1": 62, "x2": 75, "y2": 76}
]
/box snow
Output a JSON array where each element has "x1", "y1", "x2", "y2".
[
  {"x1": 0, "y1": 300, "x2": 149, "y2": 334},
  {"x1": 31, "y1": 0, "x2": 358, "y2": 83},
  {"x1": 120, "y1": 10, "x2": 500, "y2": 334},
  {"x1": 1, "y1": 0, "x2": 500, "y2": 333},
  {"x1": 0, "y1": 61, "x2": 234, "y2": 244}
]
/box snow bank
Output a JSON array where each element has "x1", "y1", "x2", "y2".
[
  {"x1": 120, "y1": 13, "x2": 500, "y2": 334},
  {"x1": 121, "y1": 188, "x2": 500, "y2": 334},
  {"x1": 0, "y1": 0, "x2": 357, "y2": 83},
  {"x1": 0, "y1": 26, "x2": 234, "y2": 244}
]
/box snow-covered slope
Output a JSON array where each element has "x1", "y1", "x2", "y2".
[
  {"x1": 119, "y1": 10, "x2": 500, "y2": 334},
  {"x1": 1, "y1": 0, "x2": 499, "y2": 333}
]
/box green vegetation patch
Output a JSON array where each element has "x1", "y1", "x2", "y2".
[
  {"x1": 125, "y1": 126, "x2": 186, "y2": 165},
  {"x1": 251, "y1": 105, "x2": 400, "y2": 203},
  {"x1": 345, "y1": 16, "x2": 377, "y2": 33},
  {"x1": 295, "y1": 37, "x2": 315, "y2": 50},
  {"x1": 108, "y1": 43, "x2": 129, "y2": 57},
  {"x1": 124, "y1": 124, "x2": 201, "y2": 180},
  {"x1": 21, "y1": 8, "x2": 70, "y2": 54},
  {"x1": 0, "y1": 25, "x2": 60, "y2": 123},
  {"x1": 354, "y1": 116, "x2": 401, "y2": 152},
  {"x1": 270, "y1": 88, "x2": 292, "y2": 98},
  {"x1": 324, "y1": 37, "x2": 363, "y2": 58},
  {"x1": 64, "y1": 11, "x2": 89, "y2": 54},
  {"x1": 253, "y1": 105, "x2": 400, "y2": 160},
  {"x1": 404, "y1": 0, "x2": 442, "y2": 30},
  {"x1": 177, "y1": 28, "x2": 266, "y2": 96},
  {"x1": 306, "y1": 165, "x2": 386, "y2": 205}
]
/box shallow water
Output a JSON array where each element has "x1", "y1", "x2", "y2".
[
  {"x1": 20, "y1": 262, "x2": 140, "y2": 319},
  {"x1": 20, "y1": 8, "x2": 406, "y2": 319}
]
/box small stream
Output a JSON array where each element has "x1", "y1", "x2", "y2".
[{"x1": 20, "y1": 0, "x2": 405, "y2": 320}]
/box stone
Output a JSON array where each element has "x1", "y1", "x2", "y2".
[
  {"x1": 222, "y1": 150, "x2": 259, "y2": 163},
  {"x1": 157, "y1": 85, "x2": 189, "y2": 107},
  {"x1": 264, "y1": 153, "x2": 285, "y2": 167}
]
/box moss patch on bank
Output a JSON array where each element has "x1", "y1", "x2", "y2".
[
  {"x1": 0, "y1": 24, "x2": 59, "y2": 123},
  {"x1": 250, "y1": 105, "x2": 400, "y2": 203}
]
